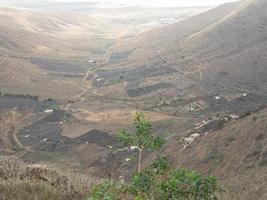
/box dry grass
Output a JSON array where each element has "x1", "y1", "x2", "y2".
[
  {"x1": 0, "y1": 109, "x2": 31, "y2": 153},
  {"x1": 0, "y1": 158, "x2": 97, "y2": 200}
]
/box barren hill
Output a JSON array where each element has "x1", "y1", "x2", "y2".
[
  {"x1": 160, "y1": 107, "x2": 267, "y2": 200},
  {"x1": 94, "y1": 0, "x2": 267, "y2": 110},
  {"x1": 161, "y1": 0, "x2": 267, "y2": 93},
  {"x1": 0, "y1": 6, "x2": 206, "y2": 99}
]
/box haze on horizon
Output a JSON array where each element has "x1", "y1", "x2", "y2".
[{"x1": 0, "y1": 0, "x2": 239, "y2": 8}]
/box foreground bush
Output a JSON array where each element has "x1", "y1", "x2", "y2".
[
  {"x1": 89, "y1": 180, "x2": 130, "y2": 200},
  {"x1": 89, "y1": 156, "x2": 222, "y2": 200}
]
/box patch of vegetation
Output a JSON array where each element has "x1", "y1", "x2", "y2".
[
  {"x1": 255, "y1": 133, "x2": 265, "y2": 140},
  {"x1": 94, "y1": 66, "x2": 176, "y2": 87},
  {"x1": 127, "y1": 83, "x2": 171, "y2": 97},
  {"x1": 214, "y1": 118, "x2": 228, "y2": 130},
  {"x1": 224, "y1": 135, "x2": 236, "y2": 146},
  {"x1": 108, "y1": 51, "x2": 132, "y2": 64},
  {"x1": 204, "y1": 145, "x2": 224, "y2": 164},
  {"x1": 89, "y1": 180, "x2": 129, "y2": 200},
  {"x1": 240, "y1": 110, "x2": 252, "y2": 118},
  {"x1": 49, "y1": 104, "x2": 61, "y2": 111},
  {"x1": 89, "y1": 156, "x2": 222, "y2": 200},
  {"x1": 217, "y1": 71, "x2": 230, "y2": 77},
  {"x1": 258, "y1": 152, "x2": 267, "y2": 166},
  {"x1": 1, "y1": 93, "x2": 39, "y2": 101}
]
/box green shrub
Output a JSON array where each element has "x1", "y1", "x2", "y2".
[
  {"x1": 90, "y1": 180, "x2": 129, "y2": 200},
  {"x1": 159, "y1": 169, "x2": 220, "y2": 200},
  {"x1": 215, "y1": 118, "x2": 227, "y2": 130},
  {"x1": 130, "y1": 169, "x2": 155, "y2": 195},
  {"x1": 88, "y1": 157, "x2": 222, "y2": 200},
  {"x1": 151, "y1": 155, "x2": 170, "y2": 175}
]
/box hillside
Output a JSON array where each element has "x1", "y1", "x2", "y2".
[
  {"x1": 0, "y1": 0, "x2": 266, "y2": 199},
  {"x1": 162, "y1": 108, "x2": 267, "y2": 200},
  {"x1": 161, "y1": 0, "x2": 267, "y2": 93},
  {"x1": 90, "y1": 0, "x2": 267, "y2": 113},
  {"x1": 70, "y1": 0, "x2": 266, "y2": 139}
]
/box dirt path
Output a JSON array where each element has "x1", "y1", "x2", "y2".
[
  {"x1": 64, "y1": 48, "x2": 113, "y2": 111},
  {"x1": 198, "y1": 64, "x2": 203, "y2": 80},
  {"x1": 158, "y1": 48, "x2": 169, "y2": 64}
]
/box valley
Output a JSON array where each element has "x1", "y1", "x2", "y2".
[{"x1": 0, "y1": 0, "x2": 266, "y2": 199}]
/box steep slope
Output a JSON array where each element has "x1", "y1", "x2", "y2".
[
  {"x1": 162, "y1": 0, "x2": 267, "y2": 93},
  {"x1": 111, "y1": 0, "x2": 241, "y2": 65},
  {"x1": 162, "y1": 108, "x2": 267, "y2": 200},
  {"x1": 111, "y1": 0, "x2": 266, "y2": 91},
  {"x1": 0, "y1": 8, "x2": 70, "y2": 58},
  {"x1": 0, "y1": 8, "x2": 106, "y2": 59}
]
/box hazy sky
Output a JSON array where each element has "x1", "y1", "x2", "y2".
[
  {"x1": 0, "y1": 0, "x2": 240, "y2": 8},
  {"x1": 48, "y1": 0, "x2": 239, "y2": 7}
]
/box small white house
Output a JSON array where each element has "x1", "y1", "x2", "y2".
[
  {"x1": 191, "y1": 133, "x2": 201, "y2": 138},
  {"x1": 184, "y1": 137, "x2": 194, "y2": 143},
  {"x1": 44, "y1": 109, "x2": 53, "y2": 113},
  {"x1": 96, "y1": 78, "x2": 104, "y2": 82},
  {"x1": 229, "y1": 114, "x2": 239, "y2": 119}
]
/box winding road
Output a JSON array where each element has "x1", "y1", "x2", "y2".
[{"x1": 64, "y1": 47, "x2": 113, "y2": 111}]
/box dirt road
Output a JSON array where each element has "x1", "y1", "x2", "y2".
[{"x1": 64, "y1": 48, "x2": 113, "y2": 111}]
